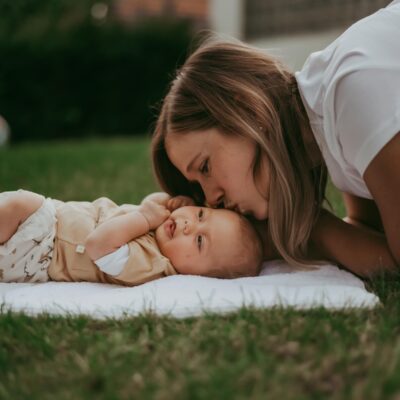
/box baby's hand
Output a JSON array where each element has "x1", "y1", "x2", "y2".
[
  {"x1": 139, "y1": 200, "x2": 170, "y2": 230},
  {"x1": 167, "y1": 195, "x2": 195, "y2": 211}
]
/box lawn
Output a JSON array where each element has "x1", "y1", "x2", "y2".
[{"x1": 1, "y1": 137, "x2": 400, "y2": 400}]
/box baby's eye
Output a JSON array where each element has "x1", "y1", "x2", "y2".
[
  {"x1": 197, "y1": 235, "x2": 203, "y2": 250},
  {"x1": 199, "y1": 159, "x2": 209, "y2": 176},
  {"x1": 198, "y1": 209, "x2": 204, "y2": 220}
]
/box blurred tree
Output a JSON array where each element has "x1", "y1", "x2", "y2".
[{"x1": 0, "y1": 0, "x2": 193, "y2": 142}]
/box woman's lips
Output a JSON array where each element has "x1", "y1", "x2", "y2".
[
  {"x1": 233, "y1": 205, "x2": 243, "y2": 213},
  {"x1": 233, "y1": 205, "x2": 250, "y2": 215}
]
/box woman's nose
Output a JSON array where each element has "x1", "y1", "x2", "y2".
[
  {"x1": 203, "y1": 182, "x2": 224, "y2": 208},
  {"x1": 205, "y1": 193, "x2": 224, "y2": 208}
]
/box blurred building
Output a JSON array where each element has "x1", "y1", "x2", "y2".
[
  {"x1": 245, "y1": 0, "x2": 391, "y2": 39},
  {"x1": 113, "y1": 0, "x2": 391, "y2": 39},
  {"x1": 113, "y1": 0, "x2": 209, "y2": 30}
]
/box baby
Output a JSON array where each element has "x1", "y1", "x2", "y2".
[{"x1": 0, "y1": 190, "x2": 263, "y2": 286}]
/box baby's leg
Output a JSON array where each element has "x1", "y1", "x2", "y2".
[{"x1": 0, "y1": 191, "x2": 43, "y2": 244}]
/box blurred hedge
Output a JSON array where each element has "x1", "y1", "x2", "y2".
[{"x1": 0, "y1": 0, "x2": 193, "y2": 142}]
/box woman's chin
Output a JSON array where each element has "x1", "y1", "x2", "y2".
[{"x1": 254, "y1": 206, "x2": 269, "y2": 220}]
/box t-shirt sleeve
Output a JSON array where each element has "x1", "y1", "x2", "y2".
[
  {"x1": 94, "y1": 244, "x2": 130, "y2": 276},
  {"x1": 334, "y1": 68, "x2": 400, "y2": 176},
  {"x1": 97, "y1": 234, "x2": 177, "y2": 287}
]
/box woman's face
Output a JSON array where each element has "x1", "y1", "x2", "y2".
[{"x1": 165, "y1": 128, "x2": 270, "y2": 220}]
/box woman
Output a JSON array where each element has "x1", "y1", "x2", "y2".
[{"x1": 151, "y1": 0, "x2": 400, "y2": 277}]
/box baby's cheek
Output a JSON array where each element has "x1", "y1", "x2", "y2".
[
  {"x1": 179, "y1": 252, "x2": 194, "y2": 267},
  {"x1": 174, "y1": 252, "x2": 196, "y2": 274}
]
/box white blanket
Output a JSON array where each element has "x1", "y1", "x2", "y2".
[{"x1": 0, "y1": 261, "x2": 379, "y2": 319}]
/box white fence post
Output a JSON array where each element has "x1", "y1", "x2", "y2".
[{"x1": 208, "y1": 0, "x2": 244, "y2": 39}]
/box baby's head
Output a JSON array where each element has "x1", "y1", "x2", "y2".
[{"x1": 155, "y1": 206, "x2": 262, "y2": 278}]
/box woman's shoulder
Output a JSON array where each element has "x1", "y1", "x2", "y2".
[{"x1": 296, "y1": 1, "x2": 400, "y2": 112}]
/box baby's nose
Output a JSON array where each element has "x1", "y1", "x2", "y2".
[{"x1": 183, "y1": 219, "x2": 193, "y2": 235}]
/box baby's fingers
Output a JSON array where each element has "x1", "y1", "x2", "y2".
[
  {"x1": 167, "y1": 196, "x2": 195, "y2": 211},
  {"x1": 167, "y1": 197, "x2": 180, "y2": 211},
  {"x1": 156, "y1": 204, "x2": 170, "y2": 220},
  {"x1": 178, "y1": 196, "x2": 195, "y2": 207},
  {"x1": 162, "y1": 207, "x2": 171, "y2": 218}
]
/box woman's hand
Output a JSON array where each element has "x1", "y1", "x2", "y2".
[{"x1": 139, "y1": 200, "x2": 170, "y2": 231}]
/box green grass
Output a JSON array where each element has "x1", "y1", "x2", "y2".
[
  {"x1": 0, "y1": 136, "x2": 158, "y2": 203},
  {"x1": 1, "y1": 137, "x2": 400, "y2": 400}
]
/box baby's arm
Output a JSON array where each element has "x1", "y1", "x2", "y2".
[
  {"x1": 85, "y1": 200, "x2": 170, "y2": 261},
  {"x1": 310, "y1": 209, "x2": 397, "y2": 277}
]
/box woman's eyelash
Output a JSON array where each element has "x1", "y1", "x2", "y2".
[{"x1": 200, "y1": 159, "x2": 209, "y2": 175}]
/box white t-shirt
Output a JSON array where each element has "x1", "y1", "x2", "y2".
[{"x1": 295, "y1": 0, "x2": 400, "y2": 199}]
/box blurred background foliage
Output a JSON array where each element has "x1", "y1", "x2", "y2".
[{"x1": 0, "y1": 0, "x2": 193, "y2": 142}]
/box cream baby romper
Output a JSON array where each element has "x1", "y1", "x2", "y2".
[{"x1": 0, "y1": 190, "x2": 57, "y2": 282}]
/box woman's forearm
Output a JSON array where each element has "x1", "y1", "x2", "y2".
[{"x1": 310, "y1": 210, "x2": 398, "y2": 277}]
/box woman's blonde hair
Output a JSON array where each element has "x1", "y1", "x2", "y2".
[{"x1": 152, "y1": 37, "x2": 327, "y2": 268}]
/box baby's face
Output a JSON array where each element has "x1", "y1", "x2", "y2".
[{"x1": 155, "y1": 206, "x2": 241, "y2": 275}]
